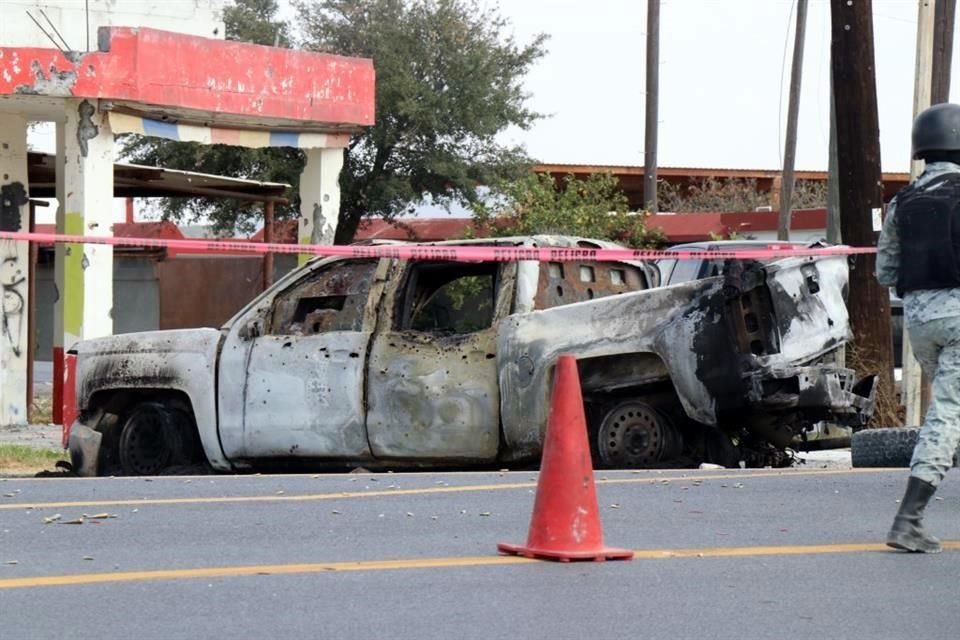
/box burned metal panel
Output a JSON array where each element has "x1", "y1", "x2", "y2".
[
  {"x1": 534, "y1": 261, "x2": 649, "y2": 310},
  {"x1": 513, "y1": 261, "x2": 540, "y2": 314},
  {"x1": 578, "y1": 352, "x2": 671, "y2": 394},
  {"x1": 366, "y1": 330, "x2": 500, "y2": 459},
  {"x1": 748, "y1": 363, "x2": 875, "y2": 421},
  {"x1": 236, "y1": 333, "x2": 372, "y2": 459},
  {"x1": 365, "y1": 258, "x2": 504, "y2": 460},
  {"x1": 497, "y1": 281, "x2": 727, "y2": 456},
  {"x1": 217, "y1": 258, "x2": 385, "y2": 463},
  {"x1": 74, "y1": 328, "x2": 228, "y2": 470},
  {"x1": 761, "y1": 256, "x2": 850, "y2": 366}
]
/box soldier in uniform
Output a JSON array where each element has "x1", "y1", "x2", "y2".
[{"x1": 876, "y1": 102, "x2": 960, "y2": 553}]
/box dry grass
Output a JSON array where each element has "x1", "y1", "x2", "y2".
[
  {"x1": 30, "y1": 396, "x2": 53, "y2": 425},
  {"x1": 0, "y1": 444, "x2": 68, "y2": 477},
  {"x1": 846, "y1": 344, "x2": 904, "y2": 428}
]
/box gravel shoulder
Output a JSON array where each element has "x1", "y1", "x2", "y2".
[{"x1": 0, "y1": 424, "x2": 63, "y2": 451}]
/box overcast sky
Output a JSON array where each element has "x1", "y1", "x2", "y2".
[{"x1": 284, "y1": 0, "x2": 952, "y2": 173}]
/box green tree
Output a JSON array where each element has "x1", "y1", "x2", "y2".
[
  {"x1": 122, "y1": 0, "x2": 546, "y2": 242},
  {"x1": 225, "y1": 0, "x2": 291, "y2": 46},
  {"x1": 120, "y1": 0, "x2": 301, "y2": 236},
  {"x1": 470, "y1": 173, "x2": 665, "y2": 249},
  {"x1": 658, "y1": 177, "x2": 828, "y2": 213},
  {"x1": 296, "y1": 0, "x2": 547, "y2": 243}
]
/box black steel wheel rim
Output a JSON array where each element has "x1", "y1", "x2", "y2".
[
  {"x1": 120, "y1": 409, "x2": 173, "y2": 475},
  {"x1": 598, "y1": 403, "x2": 664, "y2": 468}
]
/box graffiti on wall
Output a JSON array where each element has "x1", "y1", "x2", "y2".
[{"x1": 0, "y1": 181, "x2": 28, "y2": 357}]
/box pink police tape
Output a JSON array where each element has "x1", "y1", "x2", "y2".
[{"x1": 0, "y1": 230, "x2": 878, "y2": 262}]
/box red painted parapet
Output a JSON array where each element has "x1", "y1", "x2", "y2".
[
  {"x1": 61, "y1": 352, "x2": 78, "y2": 449},
  {"x1": 0, "y1": 27, "x2": 375, "y2": 128}
]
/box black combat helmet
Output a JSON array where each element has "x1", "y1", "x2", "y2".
[{"x1": 912, "y1": 103, "x2": 960, "y2": 159}]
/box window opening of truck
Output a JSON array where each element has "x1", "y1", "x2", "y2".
[
  {"x1": 667, "y1": 258, "x2": 701, "y2": 284},
  {"x1": 270, "y1": 260, "x2": 377, "y2": 335},
  {"x1": 401, "y1": 262, "x2": 498, "y2": 334}
]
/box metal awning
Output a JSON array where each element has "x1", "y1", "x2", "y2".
[{"x1": 26, "y1": 152, "x2": 290, "y2": 203}]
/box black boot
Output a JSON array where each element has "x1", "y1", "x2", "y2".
[{"x1": 886, "y1": 476, "x2": 942, "y2": 553}]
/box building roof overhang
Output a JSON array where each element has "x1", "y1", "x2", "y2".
[
  {"x1": 26, "y1": 152, "x2": 290, "y2": 202},
  {"x1": 0, "y1": 26, "x2": 375, "y2": 132}
]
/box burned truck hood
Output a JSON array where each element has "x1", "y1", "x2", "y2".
[
  {"x1": 749, "y1": 254, "x2": 850, "y2": 368},
  {"x1": 73, "y1": 328, "x2": 222, "y2": 404},
  {"x1": 497, "y1": 254, "x2": 852, "y2": 432}
]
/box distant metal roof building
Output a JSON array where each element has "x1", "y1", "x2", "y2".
[
  {"x1": 253, "y1": 209, "x2": 830, "y2": 246},
  {"x1": 533, "y1": 163, "x2": 910, "y2": 211}
]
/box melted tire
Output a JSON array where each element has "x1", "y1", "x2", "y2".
[
  {"x1": 851, "y1": 427, "x2": 960, "y2": 468},
  {"x1": 118, "y1": 402, "x2": 200, "y2": 476}
]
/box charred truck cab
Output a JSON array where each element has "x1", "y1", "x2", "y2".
[{"x1": 66, "y1": 236, "x2": 875, "y2": 476}]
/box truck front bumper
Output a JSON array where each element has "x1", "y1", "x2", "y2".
[{"x1": 749, "y1": 364, "x2": 877, "y2": 427}]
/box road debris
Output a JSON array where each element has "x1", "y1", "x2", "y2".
[{"x1": 41, "y1": 514, "x2": 61, "y2": 524}]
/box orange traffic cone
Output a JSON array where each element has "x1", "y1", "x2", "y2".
[{"x1": 498, "y1": 354, "x2": 633, "y2": 562}]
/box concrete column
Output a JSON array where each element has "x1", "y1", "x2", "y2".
[
  {"x1": 56, "y1": 99, "x2": 114, "y2": 354},
  {"x1": 298, "y1": 147, "x2": 344, "y2": 266},
  {"x1": 0, "y1": 114, "x2": 30, "y2": 426}
]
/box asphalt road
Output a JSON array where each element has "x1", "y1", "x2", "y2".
[{"x1": 1, "y1": 468, "x2": 958, "y2": 640}]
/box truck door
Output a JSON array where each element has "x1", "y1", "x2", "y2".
[
  {"x1": 218, "y1": 258, "x2": 386, "y2": 462},
  {"x1": 365, "y1": 260, "x2": 513, "y2": 461}
]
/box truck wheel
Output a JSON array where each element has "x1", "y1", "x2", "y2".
[
  {"x1": 118, "y1": 402, "x2": 193, "y2": 476},
  {"x1": 851, "y1": 427, "x2": 960, "y2": 468},
  {"x1": 595, "y1": 401, "x2": 682, "y2": 468}
]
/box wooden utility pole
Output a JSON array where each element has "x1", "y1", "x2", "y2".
[
  {"x1": 829, "y1": 0, "x2": 895, "y2": 422},
  {"x1": 826, "y1": 77, "x2": 841, "y2": 244},
  {"x1": 778, "y1": 0, "x2": 808, "y2": 241},
  {"x1": 932, "y1": 0, "x2": 956, "y2": 104},
  {"x1": 262, "y1": 200, "x2": 275, "y2": 291},
  {"x1": 643, "y1": 0, "x2": 660, "y2": 212}
]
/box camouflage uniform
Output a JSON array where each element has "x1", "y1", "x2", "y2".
[{"x1": 877, "y1": 161, "x2": 960, "y2": 487}]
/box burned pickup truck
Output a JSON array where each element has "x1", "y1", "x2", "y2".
[{"x1": 66, "y1": 235, "x2": 875, "y2": 475}]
